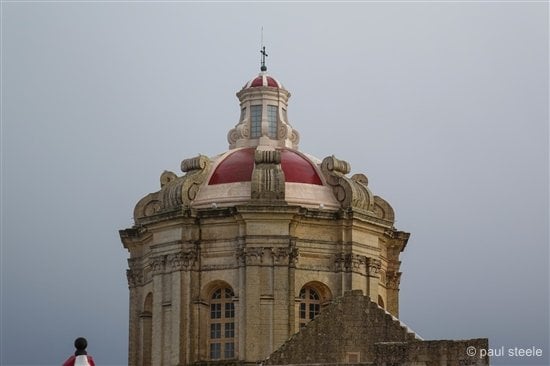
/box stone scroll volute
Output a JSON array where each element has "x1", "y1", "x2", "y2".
[{"x1": 321, "y1": 156, "x2": 373, "y2": 211}]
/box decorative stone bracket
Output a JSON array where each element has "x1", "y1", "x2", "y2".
[
  {"x1": 227, "y1": 122, "x2": 251, "y2": 147},
  {"x1": 133, "y1": 155, "x2": 211, "y2": 221},
  {"x1": 321, "y1": 156, "x2": 373, "y2": 211},
  {"x1": 278, "y1": 125, "x2": 300, "y2": 147}
]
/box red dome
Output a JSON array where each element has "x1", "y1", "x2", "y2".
[
  {"x1": 209, "y1": 148, "x2": 255, "y2": 185},
  {"x1": 209, "y1": 148, "x2": 322, "y2": 185},
  {"x1": 242, "y1": 73, "x2": 283, "y2": 89}
]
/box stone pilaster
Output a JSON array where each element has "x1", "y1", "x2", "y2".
[
  {"x1": 151, "y1": 273, "x2": 163, "y2": 366},
  {"x1": 169, "y1": 271, "x2": 181, "y2": 366},
  {"x1": 386, "y1": 271, "x2": 401, "y2": 317},
  {"x1": 366, "y1": 257, "x2": 381, "y2": 300}
]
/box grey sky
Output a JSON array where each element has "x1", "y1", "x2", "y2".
[{"x1": 1, "y1": 2, "x2": 548, "y2": 365}]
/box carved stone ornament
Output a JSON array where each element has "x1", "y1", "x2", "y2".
[
  {"x1": 133, "y1": 155, "x2": 211, "y2": 221},
  {"x1": 333, "y1": 253, "x2": 367, "y2": 273},
  {"x1": 228, "y1": 122, "x2": 251, "y2": 147},
  {"x1": 162, "y1": 154, "x2": 211, "y2": 209},
  {"x1": 126, "y1": 269, "x2": 144, "y2": 288},
  {"x1": 373, "y1": 196, "x2": 395, "y2": 223},
  {"x1": 143, "y1": 200, "x2": 161, "y2": 217},
  {"x1": 333, "y1": 253, "x2": 346, "y2": 272},
  {"x1": 289, "y1": 129, "x2": 300, "y2": 145},
  {"x1": 271, "y1": 246, "x2": 299, "y2": 265},
  {"x1": 237, "y1": 245, "x2": 298, "y2": 266},
  {"x1": 148, "y1": 251, "x2": 199, "y2": 275},
  {"x1": 321, "y1": 156, "x2": 374, "y2": 211},
  {"x1": 167, "y1": 250, "x2": 198, "y2": 271},
  {"x1": 289, "y1": 246, "x2": 299, "y2": 266},
  {"x1": 278, "y1": 125, "x2": 288, "y2": 139},
  {"x1": 251, "y1": 148, "x2": 285, "y2": 200},
  {"x1": 180, "y1": 155, "x2": 211, "y2": 200},
  {"x1": 366, "y1": 257, "x2": 382, "y2": 276},
  {"x1": 245, "y1": 247, "x2": 265, "y2": 265},
  {"x1": 160, "y1": 170, "x2": 177, "y2": 188},
  {"x1": 386, "y1": 271, "x2": 402, "y2": 289},
  {"x1": 150, "y1": 255, "x2": 167, "y2": 275}
]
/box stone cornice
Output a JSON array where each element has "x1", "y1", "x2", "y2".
[{"x1": 119, "y1": 225, "x2": 151, "y2": 250}]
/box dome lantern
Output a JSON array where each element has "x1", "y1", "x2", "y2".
[{"x1": 228, "y1": 49, "x2": 300, "y2": 150}]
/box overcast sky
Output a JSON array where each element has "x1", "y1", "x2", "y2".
[{"x1": 1, "y1": 2, "x2": 548, "y2": 366}]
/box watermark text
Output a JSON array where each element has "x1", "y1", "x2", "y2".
[{"x1": 467, "y1": 346, "x2": 543, "y2": 358}]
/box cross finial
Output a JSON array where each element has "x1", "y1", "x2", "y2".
[{"x1": 260, "y1": 46, "x2": 268, "y2": 72}]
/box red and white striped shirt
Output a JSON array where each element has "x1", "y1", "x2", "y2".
[{"x1": 62, "y1": 355, "x2": 96, "y2": 366}]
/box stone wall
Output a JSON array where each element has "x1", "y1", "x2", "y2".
[{"x1": 264, "y1": 290, "x2": 488, "y2": 366}]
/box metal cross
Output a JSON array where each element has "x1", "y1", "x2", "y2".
[{"x1": 260, "y1": 46, "x2": 268, "y2": 71}]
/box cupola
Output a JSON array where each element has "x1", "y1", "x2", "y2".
[{"x1": 227, "y1": 50, "x2": 300, "y2": 149}]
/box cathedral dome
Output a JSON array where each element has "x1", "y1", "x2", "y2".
[
  {"x1": 190, "y1": 147, "x2": 339, "y2": 209},
  {"x1": 208, "y1": 148, "x2": 322, "y2": 185},
  {"x1": 131, "y1": 58, "x2": 396, "y2": 224}
]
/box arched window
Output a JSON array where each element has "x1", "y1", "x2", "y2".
[
  {"x1": 208, "y1": 287, "x2": 236, "y2": 360},
  {"x1": 299, "y1": 287, "x2": 321, "y2": 328}
]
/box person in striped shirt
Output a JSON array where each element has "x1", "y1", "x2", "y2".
[{"x1": 62, "y1": 337, "x2": 95, "y2": 366}]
